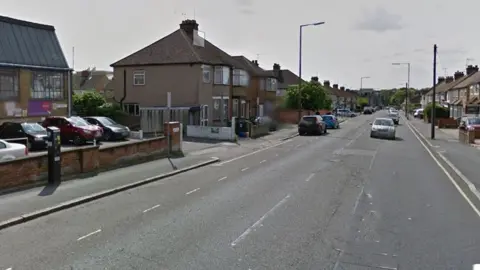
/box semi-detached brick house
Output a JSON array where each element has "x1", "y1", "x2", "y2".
[
  {"x1": 0, "y1": 15, "x2": 71, "y2": 123},
  {"x1": 110, "y1": 19, "x2": 274, "y2": 126}
]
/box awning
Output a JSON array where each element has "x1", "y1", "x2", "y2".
[
  {"x1": 468, "y1": 96, "x2": 479, "y2": 105},
  {"x1": 452, "y1": 99, "x2": 462, "y2": 106}
]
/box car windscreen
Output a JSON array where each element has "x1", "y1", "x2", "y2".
[
  {"x1": 467, "y1": 117, "x2": 480, "y2": 125},
  {"x1": 96, "y1": 117, "x2": 117, "y2": 126},
  {"x1": 374, "y1": 119, "x2": 394, "y2": 126},
  {"x1": 302, "y1": 117, "x2": 317, "y2": 124},
  {"x1": 21, "y1": 123, "x2": 45, "y2": 132},
  {"x1": 68, "y1": 117, "x2": 89, "y2": 126}
]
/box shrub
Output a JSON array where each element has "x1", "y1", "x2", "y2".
[{"x1": 424, "y1": 103, "x2": 449, "y2": 120}]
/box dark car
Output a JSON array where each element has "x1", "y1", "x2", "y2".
[
  {"x1": 0, "y1": 122, "x2": 48, "y2": 150},
  {"x1": 84, "y1": 116, "x2": 130, "y2": 141},
  {"x1": 298, "y1": 115, "x2": 327, "y2": 135},
  {"x1": 363, "y1": 107, "x2": 373, "y2": 114}
]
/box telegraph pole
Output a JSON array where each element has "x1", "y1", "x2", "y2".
[
  {"x1": 405, "y1": 82, "x2": 408, "y2": 119},
  {"x1": 431, "y1": 44, "x2": 437, "y2": 139}
]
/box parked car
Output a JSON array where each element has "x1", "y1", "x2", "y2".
[
  {"x1": 370, "y1": 118, "x2": 396, "y2": 140},
  {"x1": 0, "y1": 139, "x2": 28, "y2": 162},
  {"x1": 84, "y1": 116, "x2": 130, "y2": 141},
  {"x1": 336, "y1": 109, "x2": 356, "y2": 117},
  {"x1": 413, "y1": 109, "x2": 424, "y2": 119},
  {"x1": 0, "y1": 122, "x2": 48, "y2": 150},
  {"x1": 321, "y1": 114, "x2": 339, "y2": 129},
  {"x1": 363, "y1": 107, "x2": 373, "y2": 114},
  {"x1": 459, "y1": 116, "x2": 480, "y2": 131},
  {"x1": 298, "y1": 115, "x2": 327, "y2": 135},
  {"x1": 42, "y1": 116, "x2": 103, "y2": 146}
]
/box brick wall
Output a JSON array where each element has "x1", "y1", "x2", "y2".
[
  {"x1": 274, "y1": 109, "x2": 329, "y2": 124},
  {"x1": 0, "y1": 122, "x2": 181, "y2": 190}
]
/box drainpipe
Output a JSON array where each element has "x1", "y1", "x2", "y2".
[
  {"x1": 67, "y1": 70, "x2": 72, "y2": 117},
  {"x1": 229, "y1": 66, "x2": 233, "y2": 120},
  {"x1": 119, "y1": 69, "x2": 127, "y2": 108}
]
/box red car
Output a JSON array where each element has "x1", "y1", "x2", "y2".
[{"x1": 42, "y1": 116, "x2": 103, "y2": 145}]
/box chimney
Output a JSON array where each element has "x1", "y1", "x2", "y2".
[
  {"x1": 254, "y1": 60, "x2": 259, "y2": 66},
  {"x1": 437, "y1": 76, "x2": 445, "y2": 84},
  {"x1": 466, "y1": 65, "x2": 479, "y2": 75},
  {"x1": 323, "y1": 80, "x2": 330, "y2": 87},
  {"x1": 445, "y1": 76, "x2": 454, "y2": 83},
  {"x1": 454, "y1": 71, "x2": 464, "y2": 81},
  {"x1": 179, "y1": 19, "x2": 199, "y2": 37},
  {"x1": 272, "y1": 63, "x2": 283, "y2": 83},
  {"x1": 340, "y1": 86, "x2": 345, "y2": 91},
  {"x1": 80, "y1": 69, "x2": 90, "y2": 87},
  {"x1": 311, "y1": 76, "x2": 319, "y2": 82},
  {"x1": 346, "y1": 88, "x2": 350, "y2": 92},
  {"x1": 332, "y1": 84, "x2": 338, "y2": 89}
]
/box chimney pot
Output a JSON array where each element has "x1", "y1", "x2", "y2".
[
  {"x1": 454, "y1": 71, "x2": 464, "y2": 80},
  {"x1": 332, "y1": 84, "x2": 338, "y2": 89},
  {"x1": 466, "y1": 64, "x2": 478, "y2": 75},
  {"x1": 323, "y1": 80, "x2": 330, "y2": 87},
  {"x1": 273, "y1": 63, "x2": 280, "y2": 70},
  {"x1": 445, "y1": 76, "x2": 454, "y2": 83},
  {"x1": 437, "y1": 76, "x2": 445, "y2": 84},
  {"x1": 311, "y1": 76, "x2": 319, "y2": 82},
  {"x1": 179, "y1": 19, "x2": 199, "y2": 35},
  {"x1": 340, "y1": 86, "x2": 345, "y2": 91}
]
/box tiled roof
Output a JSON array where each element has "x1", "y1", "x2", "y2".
[
  {"x1": 231, "y1": 56, "x2": 273, "y2": 77},
  {"x1": 73, "y1": 71, "x2": 112, "y2": 91},
  {"x1": 266, "y1": 69, "x2": 304, "y2": 89},
  {"x1": 111, "y1": 28, "x2": 241, "y2": 68},
  {"x1": 452, "y1": 71, "x2": 480, "y2": 89},
  {"x1": 0, "y1": 15, "x2": 69, "y2": 70}
]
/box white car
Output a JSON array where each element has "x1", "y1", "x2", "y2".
[
  {"x1": 0, "y1": 139, "x2": 28, "y2": 162},
  {"x1": 370, "y1": 118, "x2": 396, "y2": 140}
]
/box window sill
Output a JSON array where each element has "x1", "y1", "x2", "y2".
[
  {"x1": 214, "y1": 83, "x2": 230, "y2": 86},
  {"x1": 133, "y1": 84, "x2": 145, "y2": 86}
]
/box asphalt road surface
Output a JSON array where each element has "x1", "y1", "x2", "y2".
[{"x1": 1, "y1": 112, "x2": 480, "y2": 269}]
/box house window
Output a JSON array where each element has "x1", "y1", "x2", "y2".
[
  {"x1": 259, "y1": 79, "x2": 266, "y2": 90},
  {"x1": 31, "y1": 71, "x2": 64, "y2": 99},
  {"x1": 202, "y1": 65, "x2": 212, "y2": 83},
  {"x1": 232, "y1": 99, "x2": 239, "y2": 117},
  {"x1": 266, "y1": 78, "x2": 277, "y2": 91},
  {"x1": 233, "y1": 69, "x2": 249, "y2": 86},
  {"x1": 133, "y1": 70, "x2": 145, "y2": 85},
  {"x1": 0, "y1": 70, "x2": 19, "y2": 100},
  {"x1": 123, "y1": 103, "x2": 139, "y2": 116},
  {"x1": 212, "y1": 96, "x2": 228, "y2": 121},
  {"x1": 214, "y1": 66, "x2": 230, "y2": 85}
]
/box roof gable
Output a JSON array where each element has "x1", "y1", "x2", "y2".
[
  {"x1": 0, "y1": 15, "x2": 69, "y2": 70},
  {"x1": 111, "y1": 29, "x2": 240, "y2": 67}
]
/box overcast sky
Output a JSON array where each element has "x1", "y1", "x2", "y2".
[{"x1": 2, "y1": 0, "x2": 479, "y2": 89}]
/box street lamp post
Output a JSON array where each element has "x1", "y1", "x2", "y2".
[
  {"x1": 298, "y1": 21, "x2": 325, "y2": 121},
  {"x1": 392, "y1": 62, "x2": 411, "y2": 119},
  {"x1": 360, "y1": 76, "x2": 370, "y2": 106}
]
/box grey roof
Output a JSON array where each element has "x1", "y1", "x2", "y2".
[
  {"x1": 0, "y1": 15, "x2": 70, "y2": 70},
  {"x1": 231, "y1": 56, "x2": 274, "y2": 77}
]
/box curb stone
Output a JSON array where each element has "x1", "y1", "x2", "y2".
[{"x1": 0, "y1": 157, "x2": 220, "y2": 231}]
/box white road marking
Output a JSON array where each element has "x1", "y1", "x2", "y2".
[
  {"x1": 143, "y1": 204, "x2": 160, "y2": 213},
  {"x1": 406, "y1": 121, "x2": 480, "y2": 218},
  {"x1": 260, "y1": 160, "x2": 266, "y2": 164},
  {"x1": 295, "y1": 144, "x2": 302, "y2": 148},
  {"x1": 5, "y1": 268, "x2": 12, "y2": 270},
  {"x1": 77, "y1": 229, "x2": 102, "y2": 241},
  {"x1": 346, "y1": 129, "x2": 365, "y2": 147},
  {"x1": 186, "y1": 188, "x2": 200, "y2": 195},
  {"x1": 231, "y1": 194, "x2": 291, "y2": 247},
  {"x1": 214, "y1": 140, "x2": 291, "y2": 166},
  {"x1": 369, "y1": 147, "x2": 378, "y2": 171},
  {"x1": 241, "y1": 167, "x2": 249, "y2": 172},
  {"x1": 218, "y1": 176, "x2": 227, "y2": 181},
  {"x1": 305, "y1": 173, "x2": 315, "y2": 182},
  {"x1": 352, "y1": 186, "x2": 364, "y2": 214}
]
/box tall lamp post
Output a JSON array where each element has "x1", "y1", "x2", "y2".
[
  {"x1": 360, "y1": 76, "x2": 370, "y2": 107},
  {"x1": 392, "y1": 62, "x2": 411, "y2": 119},
  {"x1": 298, "y1": 21, "x2": 325, "y2": 121}
]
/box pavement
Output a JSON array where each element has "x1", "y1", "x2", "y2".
[{"x1": 1, "y1": 112, "x2": 480, "y2": 269}]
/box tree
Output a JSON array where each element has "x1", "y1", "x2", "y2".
[
  {"x1": 73, "y1": 91, "x2": 106, "y2": 116},
  {"x1": 389, "y1": 88, "x2": 416, "y2": 106},
  {"x1": 284, "y1": 82, "x2": 331, "y2": 110}
]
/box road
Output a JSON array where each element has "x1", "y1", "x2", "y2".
[{"x1": 1, "y1": 112, "x2": 480, "y2": 269}]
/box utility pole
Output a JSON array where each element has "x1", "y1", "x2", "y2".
[
  {"x1": 431, "y1": 44, "x2": 437, "y2": 139},
  {"x1": 405, "y1": 82, "x2": 408, "y2": 119}
]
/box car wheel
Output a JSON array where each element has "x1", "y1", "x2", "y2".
[
  {"x1": 370, "y1": 132, "x2": 374, "y2": 138},
  {"x1": 73, "y1": 135, "x2": 85, "y2": 146},
  {"x1": 103, "y1": 131, "x2": 112, "y2": 141}
]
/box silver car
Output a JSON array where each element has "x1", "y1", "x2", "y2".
[
  {"x1": 388, "y1": 111, "x2": 400, "y2": 125},
  {"x1": 370, "y1": 118, "x2": 396, "y2": 139}
]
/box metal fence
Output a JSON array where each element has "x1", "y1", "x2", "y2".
[{"x1": 140, "y1": 107, "x2": 192, "y2": 136}]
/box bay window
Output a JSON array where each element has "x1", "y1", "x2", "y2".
[
  {"x1": 214, "y1": 66, "x2": 230, "y2": 85},
  {"x1": 212, "y1": 96, "x2": 229, "y2": 121},
  {"x1": 202, "y1": 65, "x2": 212, "y2": 83},
  {"x1": 0, "y1": 70, "x2": 19, "y2": 100},
  {"x1": 233, "y1": 69, "x2": 249, "y2": 86},
  {"x1": 31, "y1": 71, "x2": 64, "y2": 99},
  {"x1": 259, "y1": 78, "x2": 266, "y2": 90}
]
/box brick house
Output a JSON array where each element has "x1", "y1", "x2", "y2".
[
  {"x1": 231, "y1": 56, "x2": 277, "y2": 117},
  {"x1": 0, "y1": 15, "x2": 71, "y2": 123},
  {"x1": 110, "y1": 19, "x2": 251, "y2": 126},
  {"x1": 73, "y1": 68, "x2": 113, "y2": 96},
  {"x1": 447, "y1": 65, "x2": 480, "y2": 118},
  {"x1": 268, "y1": 64, "x2": 304, "y2": 107}
]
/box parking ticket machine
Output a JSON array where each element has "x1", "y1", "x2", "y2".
[{"x1": 46, "y1": 126, "x2": 61, "y2": 184}]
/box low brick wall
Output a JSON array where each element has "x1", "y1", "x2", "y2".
[
  {"x1": 0, "y1": 122, "x2": 181, "y2": 190},
  {"x1": 274, "y1": 109, "x2": 314, "y2": 124},
  {"x1": 249, "y1": 123, "x2": 270, "y2": 138},
  {"x1": 459, "y1": 129, "x2": 476, "y2": 144},
  {"x1": 438, "y1": 118, "x2": 458, "y2": 128}
]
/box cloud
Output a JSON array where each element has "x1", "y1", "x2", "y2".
[
  {"x1": 355, "y1": 7, "x2": 403, "y2": 33},
  {"x1": 234, "y1": 0, "x2": 254, "y2": 15}
]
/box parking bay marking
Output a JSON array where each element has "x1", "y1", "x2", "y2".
[
  {"x1": 186, "y1": 188, "x2": 200, "y2": 195},
  {"x1": 143, "y1": 204, "x2": 160, "y2": 213},
  {"x1": 77, "y1": 229, "x2": 102, "y2": 241}
]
